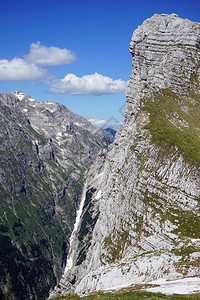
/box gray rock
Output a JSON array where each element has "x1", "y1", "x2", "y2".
[
  {"x1": 51, "y1": 13, "x2": 200, "y2": 297},
  {"x1": 0, "y1": 91, "x2": 112, "y2": 299}
]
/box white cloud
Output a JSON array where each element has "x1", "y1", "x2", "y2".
[
  {"x1": 24, "y1": 42, "x2": 77, "y2": 66},
  {"x1": 88, "y1": 118, "x2": 123, "y2": 130},
  {"x1": 50, "y1": 73, "x2": 127, "y2": 95},
  {"x1": 0, "y1": 58, "x2": 48, "y2": 81},
  {"x1": 88, "y1": 119, "x2": 107, "y2": 126}
]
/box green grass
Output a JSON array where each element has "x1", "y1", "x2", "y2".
[
  {"x1": 26, "y1": 124, "x2": 47, "y2": 145},
  {"x1": 158, "y1": 207, "x2": 200, "y2": 239},
  {"x1": 52, "y1": 291, "x2": 200, "y2": 300},
  {"x1": 102, "y1": 229, "x2": 132, "y2": 263},
  {"x1": 142, "y1": 88, "x2": 200, "y2": 167},
  {"x1": 172, "y1": 212, "x2": 200, "y2": 238}
]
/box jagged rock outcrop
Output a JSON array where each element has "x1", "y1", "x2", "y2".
[
  {"x1": 50, "y1": 13, "x2": 200, "y2": 297},
  {"x1": 0, "y1": 91, "x2": 112, "y2": 300}
]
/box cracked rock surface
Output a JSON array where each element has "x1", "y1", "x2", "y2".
[{"x1": 50, "y1": 13, "x2": 200, "y2": 298}]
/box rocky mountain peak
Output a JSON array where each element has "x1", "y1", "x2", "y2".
[
  {"x1": 50, "y1": 14, "x2": 200, "y2": 297},
  {"x1": 11, "y1": 90, "x2": 36, "y2": 102},
  {"x1": 129, "y1": 13, "x2": 200, "y2": 90},
  {"x1": 125, "y1": 13, "x2": 200, "y2": 125}
]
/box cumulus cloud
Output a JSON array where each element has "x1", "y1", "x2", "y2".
[
  {"x1": 89, "y1": 118, "x2": 123, "y2": 130},
  {"x1": 24, "y1": 42, "x2": 77, "y2": 66},
  {"x1": 0, "y1": 58, "x2": 48, "y2": 81},
  {"x1": 50, "y1": 72, "x2": 127, "y2": 95},
  {"x1": 88, "y1": 119, "x2": 107, "y2": 126}
]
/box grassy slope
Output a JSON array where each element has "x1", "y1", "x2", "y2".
[
  {"x1": 142, "y1": 88, "x2": 200, "y2": 167},
  {"x1": 52, "y1": 291, "x2": 200, "y2": 300}
]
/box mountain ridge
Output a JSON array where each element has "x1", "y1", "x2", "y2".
[
  {"x1": 0, "y1": 91, "x2": 113, "y2": 299},
  {"x1": 50, "y1": 13, "x2": 200, "y2": 298}
]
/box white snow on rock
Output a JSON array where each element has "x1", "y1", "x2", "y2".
[
  {"x1": 12, "y1": 91, "x2": 25, "y2": 101},
  {"x1": 12, "y1": 91, "x2": 35, "y2": 102},
  {"x1": 145, "y1": 277, "x2": 200, "y2": 295},
  {"x1": 28, "y1": 97, "x2": 35, "y2": 102},
  {"x1": 95, "y1": 190, "x2": 102, "y2": 200},
  {"x1": 64, "y1": 183, "x2": 88, "y2": 274}
]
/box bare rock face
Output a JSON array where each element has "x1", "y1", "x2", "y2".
[
  {"x1": 125, "y1": 13, "x2": 200, "y2": 124},
  {"x1": 130, "y1": 13, "x2": 200, "y2": 89},
  {"x1": 50, "y1": 13, "x2": 200, "y2": 297}
]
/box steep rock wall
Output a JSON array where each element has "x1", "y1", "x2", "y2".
[{"x1": 50, "y1": 14, "x2": 200, "y2": 297}]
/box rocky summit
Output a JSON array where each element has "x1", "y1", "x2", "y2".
[
  {"x1": 0, "y1": 91, "x2": 113, "y2": 300},
  {"x1": 50, "y1": 14, "x2": 200, "y2": 297}
]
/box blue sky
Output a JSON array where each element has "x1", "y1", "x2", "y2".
[{"x1": 0, "y1": 0, "x2": 199, "y2": 128}]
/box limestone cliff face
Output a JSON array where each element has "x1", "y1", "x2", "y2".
[{"x1": 50, "y1": 14, "x2": 200, "y2": 297}]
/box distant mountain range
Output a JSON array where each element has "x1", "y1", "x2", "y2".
[
  {"x1": 105, "y1": 127, "x2": 117, "y2": 138},
  {"x1": 0, "y1": 90, "x2": 113, "y2": 299},
  {"x1": 1, "y1": 13, "x2": 200, "y2": 300}
]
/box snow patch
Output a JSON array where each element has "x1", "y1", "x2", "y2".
[
  {"x1": 45, "y1": 101, "x2": 56, "y2": 105},
  {"x1": 57, "y1": 132, "x2": 62, "y2": 137},
  {"x1": 95, "y1": 190, "x2": 102, "y2": 200},
  {"x1": 46, "y1": 108, "x2": 56, "y2": 113},
  {"x1": 28, "y1": 97, "x2": 35, "y2": 102},
  {"x1": 64, "y1": 182, "x2": 88, "y2": 274},
  {"x1": 13, "y1": 91, "x2": 24, "y2": 101},
  {"x1": 12, "y1": 91, "x2": 35, "y2": 102},
  {"x1": 146, "y1": 277, "x2": 200, "y2": 295}
]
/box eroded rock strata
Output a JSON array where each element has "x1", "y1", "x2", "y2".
[{"x1": 50, "y1": 13, "x2": 200, "y2": 297}]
